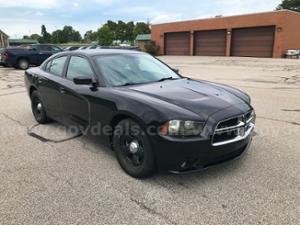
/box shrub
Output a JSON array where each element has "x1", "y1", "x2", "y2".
[{"x1": 144, "y1": 41, "x2": 160, "y2": 55}]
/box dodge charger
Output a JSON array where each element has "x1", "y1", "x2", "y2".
[{"x1": 24, "y1": 50, "x2": 255, "y2": 178}]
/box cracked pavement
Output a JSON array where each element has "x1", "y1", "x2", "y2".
[{"x1": 0, "y1": 57, "x2": 300, "y2": 225}]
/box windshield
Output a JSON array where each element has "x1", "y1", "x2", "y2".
[{"x1": 94, "y1": 53, "x2": 180, "y2": 86}]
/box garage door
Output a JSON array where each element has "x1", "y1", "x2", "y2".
[
  {"x1": 194, "y1": 30, "x2": 227, "y2": 56},
  {"x1": 231, "y1": 26, "x2": 275, "y2": 58},
  {"x1": 164, "y1": 32, "x2": 190, "y2": 55}
]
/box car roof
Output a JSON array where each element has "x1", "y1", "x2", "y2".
[{"x1": 55, "y1": 49, "x2": 144, "y2": 57}]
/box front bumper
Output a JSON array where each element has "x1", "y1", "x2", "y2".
[
  {"x1": 0, "y1": 60, "x2": 10, "y2": 67},
  {"x1": 151, "y1": 105, "x2": 255, "y2": 172},
  {"x1": 151, "y1": 132, "x2": 253, "y2": 172}
]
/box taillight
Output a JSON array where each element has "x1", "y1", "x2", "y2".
[{"x1": 3, "y1": 51, "x2": 9, "y2": 61}]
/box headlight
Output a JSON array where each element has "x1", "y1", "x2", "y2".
[{"x1": 160, "y1": 120, "x2": 204, "y2": 137}]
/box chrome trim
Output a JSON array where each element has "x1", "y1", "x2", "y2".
[
  {"x1": 212, "y1": 123, "x2": 254, "y2": 146},
  {"x1": 215, "y1": 121, "x2": 245, "y2": 133},
  {"x1": 246, "y1": 114, "x2": 254, "y2": 124},
  {"x1": 212, "y1": 110, "x2": 255, "y2": 146}
]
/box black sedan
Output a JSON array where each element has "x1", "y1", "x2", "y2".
[{"x1": 24, "y1": 50, "x2": 255, "y2": 178}]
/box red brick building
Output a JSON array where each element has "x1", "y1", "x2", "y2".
[{"x1": 151, "y1": 10, "x2": 300, "y2": 58}]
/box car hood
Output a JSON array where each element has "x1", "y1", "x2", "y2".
[{"x1": 127, "y1": 79, "x2": 249, "y2": 119}]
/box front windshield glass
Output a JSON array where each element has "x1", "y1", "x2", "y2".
[{"x1": 94, "y1": 53, "x2": 180, "y2": 86}]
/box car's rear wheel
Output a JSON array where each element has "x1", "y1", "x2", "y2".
[
  {"x1": 18, "y1": 58, "x2": 29, "y2": 70},
  {"x1": 113, "y1": 119, "x2": 156, "y2": 178},
  {"x1": 31, "y1": 91, "x2": 49, "y2": 124}
]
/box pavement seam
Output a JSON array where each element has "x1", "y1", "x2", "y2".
[
  {"x1": 257, "y1": 116, "x2": 300, "y2": 126},
  {"x1": 0, "y1": 113, "x2": 82, "y2": 144},
  {"x1": 27, "y1": 124, "x2": 83, "y2": 143},
  {"x1": 0, "y1": 91, "x2": 26, "y2": 97},
  {"x1": 0, "y1": 112, "x2": 28, "y2": 128},
  {"x1": 130, "y1": 197, "x2": 178, "y2": 225}
]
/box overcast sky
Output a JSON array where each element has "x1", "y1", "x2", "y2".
[{"x1": 0, "y1": 0, "x2": 282, "y2": 38}]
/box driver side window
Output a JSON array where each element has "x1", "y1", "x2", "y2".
[{"x1": 66, "y1": 56, "x2": 94, "y2": 81}]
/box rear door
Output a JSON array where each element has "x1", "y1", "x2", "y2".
[
  {"x1": 164, "y1": 32, "x2": 190, "y2": 55},
  {"x1": 38, "y1": 56, "x2": 68, "y2": 120},
  {"x1": 59, "y1": 55, "x2": 95, "y2": 128},
  {"x1": 36, "y1": 45, "x2": 53, "y2": 65}
]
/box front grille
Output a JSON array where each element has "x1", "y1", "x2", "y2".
[
  {"x1": 213, "y1": 130, "x2": 238, "y2": 143},
  {"x1": 218, "y1": 117, "x2": 239, "y2": 128},
  {"x1": 212, "y1": 111, "x2": 255, "y2": 146}
]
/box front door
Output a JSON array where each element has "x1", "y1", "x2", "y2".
[{"x1": 60, "y1": 56, "x2": 95, "y2": 129}]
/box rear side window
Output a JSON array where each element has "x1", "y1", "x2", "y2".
[
  {"x1": 45, "y1": 56, "x2": 67, "y2": 76},
  {"x1": 66, "y1": 56, "x2": 94, "y2": 81}
]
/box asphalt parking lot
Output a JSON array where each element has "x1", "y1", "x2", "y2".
[{"x1": 0, "y1": 56, "x2": 299, "y2": 225}]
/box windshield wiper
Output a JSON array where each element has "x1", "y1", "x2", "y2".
[
  {"x1": 156, "y1": 77, "x2": 179, "y2": 82},
  {"x1": 118, "y1": 82, "x2": 138, "y2": 87},
  {"x1": 119, "y1": 77, "x2": 179, "y2": 86}
]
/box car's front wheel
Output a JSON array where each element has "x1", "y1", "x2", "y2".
[
  {"x1": 113, "y1": 119, "x2": 156, "y2": 178},
  {"x1": 31, "y1": 91, "x2": 49, "y2": 124}
]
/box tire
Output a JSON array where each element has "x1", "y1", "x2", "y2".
[
  {"x1": 113, "y1": 119, "x2": 156, "y2": 178},
  {"x1": 17, "y1": 58, "x2": 29, "y2": 70},
  {"x1": 30, "y1": 91, "x2": 49, "y2": 124}
]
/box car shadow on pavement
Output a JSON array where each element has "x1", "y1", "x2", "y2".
[
  {"x1": 150, "y1": 155, "x2": 248, "y2": 187},
  {"x1": 27, "y1": 120, "x2": 250, "y2": 184},
  {"x1": 81, "y1": 129, "x2": 250, "y2": 186}
]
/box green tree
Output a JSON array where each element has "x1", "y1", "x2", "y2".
[
  {"x1": 277, "y1": 0, "x2": 300, "y2": 12},
  {"x1": 50, "y1": 26, "x2": 82, "y2": 43},
  {"x1": 134, "y1": 22, "x2": 151, "y2": 38},
  {"x1": 23, "y1": 35, "x2": 30, "y2": 39},
  {"x1": 116, "y1": 20, "x2": 127, "y2": 42},
  {"x1": 61, "y1": 26, "x2": 82, "y2": 42},
  {"x1": 94, "y1": 20, "x2": 151, "y2": 46},
  {"x1": 51, "y1": 29, "x2": 64, "y2": 43},
  {"x1": 125, "y1": 21, "x2": 135, "y2": 43},
  {"x1": 30, "y1": 34, "x2": 41, "y2": 40},
  {"x1": 84, "y1": 30, "x2": 98, "y2": 41},
  {"x1": 97, "y1": 24, "x2": 114, "y2": 45},
  {"x1": 107, "y1": 20, "x2": 118, "y2": 40},
  {"x1": 39, "y1": 25, "x2": 51, "y2": 43},
  {"x1": 72, "y1": 31, "x2": 82, "y2": 42}
]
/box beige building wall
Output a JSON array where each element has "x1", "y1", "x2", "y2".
[{"x1": 0, "y1": 31, "x2": 9, "y2": 48}]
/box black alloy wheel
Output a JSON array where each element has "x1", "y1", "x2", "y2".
[
  {"x1": 113, "y1": 119, "x2": 156, "y2": 178},
  {"x1": 31, "y1": 91, "x2": 49, "y2": 124}
]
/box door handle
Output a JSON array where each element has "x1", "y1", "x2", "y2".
[{"x1": 59, "y1": 87, "x2": 66, "y2": 94}]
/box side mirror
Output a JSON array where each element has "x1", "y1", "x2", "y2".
[
  {"x1": 73, "y1": 77, "x2": 93, "y2": 85},
  {"x1": 172, "y1": 68, "x2": 179, "y2": 73}
]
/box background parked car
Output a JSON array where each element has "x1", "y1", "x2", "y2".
[
  {"x1": 285, "y1": 49, "x2": 300, "y2": 59},
  {"x1": 0, "y1": 48, "x2": 3, "y2": 66},
  {"x1": 63, "y1": 46, "x2": 79, "y2": 51},
  {"x1": 0, "y1": 44, "x2": 62, "y2": 70},
  {"x1": 95, "y1": 46, "x2": 140, "y2": 51},
  {"x1": 86, "y1": 45, "x2": 98, "y2": 49}
]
